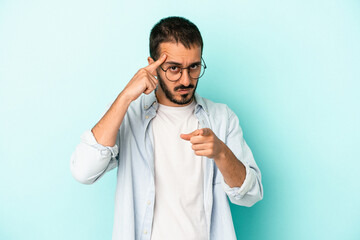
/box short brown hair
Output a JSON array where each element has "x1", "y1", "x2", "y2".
[{"x1": 149, "y1": 16, "x2": 203, "y2": 60}]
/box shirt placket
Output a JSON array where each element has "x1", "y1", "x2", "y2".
[
  {"x1": 195, "y1": 106, "x2": 214, "y2": 240},
  {"x1": 140, "y1": 106, "x2": 157, "y2": 240}
]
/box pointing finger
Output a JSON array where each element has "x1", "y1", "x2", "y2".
[
  {"x1": 180, "y1": 129, "x2": 201, "y2": 141},
  {"x1": 145, "y1": 54, "x2": 167, "y2": 74}
]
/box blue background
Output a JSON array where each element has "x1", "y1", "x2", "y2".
[{"x1": 1, "y1": 0, "x2": 359, "y2": 239}]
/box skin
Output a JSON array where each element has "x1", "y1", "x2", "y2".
[
  {"x1": 147, "y1": 42, "x2": 200, "y2": 107},
  {"x1": 180, "y1": 128, "x2": 246, "y2": 188},
  {"x1": 92, "y1": 42, "x2": 246, "y2": 188}
]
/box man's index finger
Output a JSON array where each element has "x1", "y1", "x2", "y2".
[{"x1": 146, "y1": 54, "x2": 167, "y2": 72}]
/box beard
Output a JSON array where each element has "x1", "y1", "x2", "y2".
[{"x1": 156, "y1": 71, "x2": 198, "y2": 105}]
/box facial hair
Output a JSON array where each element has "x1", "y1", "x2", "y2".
[{"x1": 156, "y1": 70, "x2": 198, "y2": 105}]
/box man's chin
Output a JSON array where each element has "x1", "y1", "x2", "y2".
[
  {"x1": 174, "y1": 92, "x2": 194, "y2": 105},
  {"x1": 179, "y1": 93, "x2": 189, "y2": 98}
]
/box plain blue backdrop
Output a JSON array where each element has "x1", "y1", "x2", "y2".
[{"x1": 1, "y1": 0, "x2": 359, "y2": 239}]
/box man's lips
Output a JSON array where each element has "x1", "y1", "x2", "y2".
[
  {"x1": 174, "y1": 84, "x2": 194, "y2": 92},
  {"x1": 177, "y1": 89, "x2": 192, "y2": 94}
]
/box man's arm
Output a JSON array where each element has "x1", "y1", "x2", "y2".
[
  {"x1": 180, "y1": 114, "x2": 263, "y2": 207},
  {"x1": 181, "y1": 128, "x2": 246, "y2": 187},
  {"x1": 91, "y1": 92, "x2": 132, "y2": 147},
  {"x1": 92, "y1": 54, "x2": 167, "y2": 146},
  {"x1": 70, "y1": 54, "x2": 167, "y2": 184},
  {"x1": 212, "y1": 138, "x2": 247, "y2": 188}
]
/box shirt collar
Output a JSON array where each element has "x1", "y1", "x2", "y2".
[
  {"x1": 194, "y1": 92, "x2": 209, "y2": 115},
  {"x1": 143, "y1": 91, "x2": 158, "y2": 111},
  {"x1": 143, "y1": 91, "x2": 209, "y2": 115}
]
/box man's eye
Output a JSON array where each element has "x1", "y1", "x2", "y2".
[
  {"x1": 169, "y1": 66, "x2": 179, "y2": 72},
  {"x1": 190, "y1": 64, "x2": 199, "y2": 69}
]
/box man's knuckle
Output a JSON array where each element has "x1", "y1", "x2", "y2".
[{"x1": 139, "y1": 68, "x2": 148, "y2": 75}]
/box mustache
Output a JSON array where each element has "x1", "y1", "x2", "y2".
[{"x1": 174, "y1": 84, "x2": 195, "y2": 91}]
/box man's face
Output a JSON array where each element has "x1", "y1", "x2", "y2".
[{"x1": 151, "y1": 42, "x2": 202, "y2": 106}]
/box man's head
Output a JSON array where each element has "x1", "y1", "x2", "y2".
[
  {"x1": 149, "y1": 16, "x2": 203, "y2": 60},
  {"x1": 148, "y1": 16, "x2": 204, "y2": 106}
]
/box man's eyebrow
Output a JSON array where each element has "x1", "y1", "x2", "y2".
[{"x1": 164, "y1": 61, "x2": 202, "y2": 66}]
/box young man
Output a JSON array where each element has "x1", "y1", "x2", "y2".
[{"x1": 70, "y1": 16, "x2": 263, "y2": 240}]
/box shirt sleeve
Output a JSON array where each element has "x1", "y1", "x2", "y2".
[
  {"x1": 70, "y1": 129, "x2": 119, "y2": 184},
  {"x1": 221, "y1": 108, "x2": 263, "y2": 207}
]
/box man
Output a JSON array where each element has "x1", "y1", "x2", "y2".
[{"x1": 70, "y1": 16, "x2": 263, "y2": 240}]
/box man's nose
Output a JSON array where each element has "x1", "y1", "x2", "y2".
[{"x1": 179, "y1": 69, "x2": 191, "y2": 86}]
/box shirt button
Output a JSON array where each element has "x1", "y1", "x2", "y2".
[
  {"x1": 145, "y1": 115, "x2": 149, "y2": 119},
  {"x1": 143, "y1": 230, "x2": 148, "y2": 234},
  {"x1": 147, "y1": 200, "x2": 151, "y2": 205}
]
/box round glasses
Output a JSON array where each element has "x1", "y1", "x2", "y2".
[{"x1": 158, "y1": 57, "x2": 207, "y2": 82}]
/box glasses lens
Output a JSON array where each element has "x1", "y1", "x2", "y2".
[
  {"x1": 165, "y1": 67, "x2": 182, "y2": 81},
  {"x1": 189, "y1": 64, "x2": 205, "y2": 79},
  {"x1": 164, "y1": 62, "x2": 206, "y2": 81}
]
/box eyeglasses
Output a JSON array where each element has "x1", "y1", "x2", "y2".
[{"x1": 158, "y1": 57, "x2": 207, "y2": 82}]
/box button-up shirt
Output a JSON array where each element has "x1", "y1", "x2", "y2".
[{"x1": 70, "y1": 92, "x2": 263, "y2": 240}]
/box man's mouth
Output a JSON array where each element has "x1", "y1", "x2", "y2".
[{"x1": 177, "y1": 88, "x2": 191, "y2": 94}]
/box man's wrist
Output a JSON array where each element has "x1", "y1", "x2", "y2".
[
  {"x1": 117, "y1": 91, "x2": 133, "y2": 106},
  {"x1": 214, "y1": 142, "x2": 230, "y2": 163}
]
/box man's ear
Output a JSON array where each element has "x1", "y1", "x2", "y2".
[{"x1": 147, "y1": 57, "x2": 155, "y2": 65}]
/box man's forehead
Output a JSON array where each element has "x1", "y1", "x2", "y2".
[{"x1": 159, "y1": 42, "x2": 201, "y2": 63}]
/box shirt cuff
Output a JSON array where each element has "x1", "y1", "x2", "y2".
[
  {"x1": 80, "y1": 130, "x2": 119, "y2": 158},
  {"x1": 221, "y1": 163, "x2": 256, "y2": 200}
]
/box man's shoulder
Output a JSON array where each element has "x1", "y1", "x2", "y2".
[
  {"x1": 198, "y1": 96, "x2": 228, "y2": 109},
  {"x1": 195, "y1": 94, "x2": 235, "y2": 119}
]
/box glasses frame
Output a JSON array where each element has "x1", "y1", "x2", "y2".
[{"x1": 158, "y1": 57, "x2": 207, "y2": 82}]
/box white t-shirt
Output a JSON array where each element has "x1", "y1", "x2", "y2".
[{"x1": 150, "y1": 100, "x2": 207, "y2": 240}]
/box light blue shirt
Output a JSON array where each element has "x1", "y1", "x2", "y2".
[{"x1": 70, "y1": 92, "x2": 263, "y2": 240}]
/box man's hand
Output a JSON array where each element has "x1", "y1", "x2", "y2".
[
  {"x1": 91, "y1": 54, "x2": 166, "y2": 147},
  {"x1": 181, "y1": 128, "x2": 247, "y2": 188},
  {"x1": 121, "y1": 54, "x2": 167, "y2": 102},
  {"x1": 180, "y1": 128, "x2": 225, "y2": 159}
]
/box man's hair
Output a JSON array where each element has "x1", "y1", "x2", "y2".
[{"x1": 149, "y1": 16, "x2": 203, "y2": 60}]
